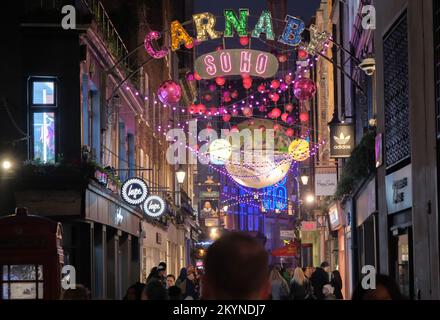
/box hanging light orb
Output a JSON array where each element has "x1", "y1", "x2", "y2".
[
  {"x1": 232, "y1": 109, "x2": 239, "y2": 116},
  {"x1": 285, "y1": 103, "x2": 294, "y2": 112},
  {"x1": 242, "y1": 106, "x2": 253, "y2": 117},
  {"x1": 224, "y1": 119, "x2": 292, "y2": 189},
  {"x1": 259, "y1": 105, "x2": 267, "y2": 113},
  {"x1": 230, "y1": 125, "x2": 239, "y2": 133},
  {"x1": 288, "y1": 138, "x2": 310, "y2": 161},
  {"x1": 209, "y1": 139, "x2": 232, "y2": 165},
  {"x1": 258, "y1": 84, "x2": 266, "y2": 93},
  {"x1": 157, "y1": 80, "x2": 182, "y2": 104},
  {"x1": 298, "y1": 49, "x2": 308, "y2": 60},
  {"x1": 239, "y1": 36, "x2": 249, "y2": 46},
  {"x1": 271, "y1": 108, "x2": 282, "y2": 119},
  {"x1": 293, "y1": 78, "x2": 316, "y2": 101},
  {"x1": 299, "y1": 112, "x2": 309, "y2": 122},
  {"x1": 284, "y1": 74, "x2": 293, "y2": 84},
  {"x1": 278, "y1": 54, "x2": 288, "y2": 63},
  {"x1": 231, "y1": 90, "x2": 239, "y2": 99},
  {"x1": 188, "y1": 104, "x2": 197, "y2": 114},
  {"x1": 216, "y1": 77, "x2": 226, "y2": 86},
  {"x1": 186, "y1": 72, "x2": 195, "y2": 81},
  {"x1": 204, "y1": 94, "x2": 212, "y2": 102},
  {"x1": 285, "y1": 128, "x2": 294, "y2": 137},
  {"x1": 196, "y1": 103, "x2": 206, "y2": 114},
  {"x1": 209, "y1": 107, "x2": 217, "y2": 115},
  {"x1": 286, "y1": 115, "x2": 295, "y2": 125},
  {"x1": 222, "y1": 113, "x2": 231, "y2": 122},
  {"x1": 271, "y1": 79, "x2": 280, "y2": 89},
  {"x1": 280, "y1": 83, "x2": 288, "y2": 91},
  {"x1": 270, "y1": 93, "x2": 280, "y2": 103},
  {"x1": 281, "y1": 113, "x2": 289, "y2": 123}
]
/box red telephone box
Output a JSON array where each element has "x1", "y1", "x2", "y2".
[{"x1": 0, "y1": 208, "x2": 64, "y2": 300}]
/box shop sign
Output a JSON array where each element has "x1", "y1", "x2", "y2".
[
  {"x1": 280, "y1": 230, "x2": 295, "y2": 238},
  {"x1": 328, "y1": 204, "x2": 341, "y2": 231},
  {"x1": 121, "y1": 178, "x2": 149, "y2": 205},
  {"x1": 386, "y1": 164, "x2": 412, "y2": 215},
  {"x1": 301, "y1": 221, "x2": 317, "y2": 232},
  {"x1": 329, "y1": 123, "x2": 355, "y2": 158},
  {"x1": 195, "y1": 49, "x2": 279, "y2": 79},
  {"x1": 143, "y1": 195, "x2": 166, "y2": 218},
  {"x1": 315, "y1": 173, "x2": 337, "y2": 196},
  {"x1": 200, "y1": 191, "x2": 220, "y2": 198}
]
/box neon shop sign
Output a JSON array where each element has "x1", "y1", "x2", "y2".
[
  {"x1": 144, "y1": 9, "x2": 315, "y2": 59},
  {"x1": 195, "y1": 49, "x2": 279, "y2": 79}
]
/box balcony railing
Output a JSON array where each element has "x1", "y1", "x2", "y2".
[{"x1": 81, "y1": 0, "x2": 138, "y2": 86}]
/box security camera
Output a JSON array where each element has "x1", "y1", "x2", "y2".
[{"x1": 359, "y1": 58, "x2": 376, "y2": 76}]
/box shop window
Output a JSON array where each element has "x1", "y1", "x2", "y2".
[{"x1": 1, "y1": 264, "x2": 44, "y2": 300}]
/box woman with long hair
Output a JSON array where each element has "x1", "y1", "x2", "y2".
[
  {"x1": 269, "y1": 267, "x2": 290, "y2": 300},
  {"x1": 289, "y1": 267, "x2": 314, "y2": 300}
]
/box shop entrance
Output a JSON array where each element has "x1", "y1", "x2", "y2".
[{"x1": 390, "y1": 226, "x2": 413, "y2": 299}]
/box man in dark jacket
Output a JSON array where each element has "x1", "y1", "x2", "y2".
[{"x1": 310, "y1": 262, "x2": 330, "y2": 300}]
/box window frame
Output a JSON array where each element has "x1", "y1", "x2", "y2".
[{"x1": 28, "y1": 76, "x2": 59, "y2": 163}]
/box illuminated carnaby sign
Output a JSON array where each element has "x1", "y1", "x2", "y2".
[{"x1": 194, "y1": 49, "x2": 279, "y2": 79}]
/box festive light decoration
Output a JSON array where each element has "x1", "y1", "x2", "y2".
[
  {"x1": 215, "y1": 76, "x2": 226, "y2": 86},
  {"x1": 157, "y1": 80, "x2": 182, "y2": 104},
  {"x1": 293, "y1": 78, "x2": 316, "y2": 101},
  {"x1": 304, "y1": 24, "x2": 331, "y2": 55},
  {"x1": 231, "y1": 90, "x2": 239, "y2": 99},
  {"x1": 144, "y1": 31, "x2": 169, "y2": 59},
  {"x1": 279, "y1": 15, "x2": 305, "y2": 46},
  {"x1": 121, "y1": 178, "x2": 149, "y2": 206},
  {"x1": 186, "y1": 72, "x2": 195, "y2": 81},
  {"x1": 192, "y1": 12, "x2": 222, "y2": 41},
  {"x1": 281, "y1": 113, "x2": 289, "y2": 123},
  {"x1": 271, "y1": 79, "x2": 280, "y2": 89},
  {"x1": 209, "y1": 139, "x2": 232, "y2": 165},
  {"x1": 242, "y1": 106, "x2": 253, "y2": 117},
  {"x1": 297, "y1": 48, "x2": 308, "y2": 60},
  {"x1": 285, "y1": 128, "x2": 294, "y2": 137},
  {"x1": 278, "y1": 54, "x2": 288, "y2": 63},
  {"x1": 195, "y1": 49, "x2": 278, "y2": 79},
  {"x1": 269, "y1": 93, "x2": 280, "y2": 102},
  {"x1": 299, "y1": 112, "x2": 309, "y2": 122},
  {"x1": 196, "y1": 103, "x2": 206, "y2": 114},
  {"x1": 222, "y1": 113, "x2": 231, "y2": 122},
  {"x1": 223, "y1": 9, "x2": 249, "y2": 37},
  {"x1": 284, "y1": 74, "x2": 293, "y2": 84},
  {"x1": 171, "y1": 20, "x2": 194, "y2": 51},
  {"x1": 194, "y1": 72, "x2": 202, "y2": 81},
  {"x1": 239, "y1": 36, "x2": 249, "y2": 46},
  {"x1": 271, "y1": 108, "x2": 282, "y2": 119},
  {"x1": 251, "y1": 10, "x2": 275, "y2": 40},
  {"x1": 288, "y1": 138, "x2": 310, "y2": 161},
  {"x1": 224, "y1": 119, "x2": 293, "y2": 189},
  {"x1": 285, "y1": 103, "x2": 294, "y2": 112}
]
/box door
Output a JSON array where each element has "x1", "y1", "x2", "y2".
[{"x1": 391, "y1": 227, "x2": 414, "y2": 299}]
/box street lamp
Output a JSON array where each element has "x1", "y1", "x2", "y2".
[
  {"x1": 1, "y1": 160, "x2": 12, "y2": 171},
  {"x1": 300, "y1": 174, "x2": 309, "y2": 185},
  {"x1": 176, "y1": 165, "x2": 186, "y2": 184},
  {"x1": 305, "y1": 194, "x2": 315, "y2": 204}
]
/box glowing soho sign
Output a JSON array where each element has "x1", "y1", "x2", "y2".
[{"x1": 194, "y1": 49, "x2": 279, "y2": 79}]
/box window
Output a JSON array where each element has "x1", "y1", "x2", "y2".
[
  {"x1": 31, "y1": 80, "x2": 55, "y2": 106},
  {"x1": 29, "y1": 77, "x2": 58, "y2": 163},
  {"x1": 1, "y1": 264, "x2": 44, "y2": 300},
  {"x1": 32, "y1": 112, "x2": 56, "y2": 163}
]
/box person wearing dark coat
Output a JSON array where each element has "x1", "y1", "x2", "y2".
[
  {"x1": 310, "y1": 262, "x2": 330, "y2": 300},
  {"x1": 331, "y1": 270, "x2": 343, "y2": 299}
]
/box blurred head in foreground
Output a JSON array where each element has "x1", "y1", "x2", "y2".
[{"x1": 202, "y1": 232, "x2": 270, "y2": 300}]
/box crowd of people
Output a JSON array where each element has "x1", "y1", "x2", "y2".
[
  {"x1": 268, "y1": 262, "x2": 344, "y2": 300},
  {"x1": 61, "y1": 232, "x2": 405, "y2": 301}
]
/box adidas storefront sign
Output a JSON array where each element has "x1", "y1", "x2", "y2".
[{"x1": 329, "y1": 124, "x2": 355, "y2": 158}]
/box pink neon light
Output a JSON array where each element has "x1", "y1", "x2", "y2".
[
  {"x1": 219, "y1": 52, "x2": 232, "y2": 73},
  {"x1": 240, "y1": 51, "x2": 252, "y2": 73},
  {"x1": 204, "y1": 55, "x2": 217, "y2": 76},
  {"x1": 255, "y1": 53, "x2": 268, "y2": 75}
]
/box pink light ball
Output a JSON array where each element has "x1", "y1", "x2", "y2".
[
  {"x1": 293, "y1": 78, "x2": 316, "y2": 101},
  {"x1": 157, "y1": 80, "x2": 182, "y2": 104}
]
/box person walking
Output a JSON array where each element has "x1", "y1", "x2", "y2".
[
  {"x1": 310, "y1": 262, "x2": 330, "y2": 300},
  {"x1": 289, "y1": 267, "x2": 314, "y2": 300},
  {"x1": 331, "y1": 270, "x2": 343, "y2": 299},
  {"x1": 269, "y1": 267, "x2": 290, "y2": 300}
]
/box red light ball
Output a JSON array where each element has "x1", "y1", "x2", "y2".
[
  {"x1": 239, "y1": 36, "x2": 249, "y2": 46},
  {"x1": 270, "y1": 93, "x2": 280, "y2": 103},
  {"x1": 286, "y1": 128, "x2": 294, "y2": 137},
  {"x1": 222, "y1": 113, "x2": 231, "y2": 122},
  {"x1": 281, "y1": 113, "x2": 289, "y2": 122},
  {"x1": 293, "y1": 78, "x2": 316, "y2": 101},
  {"x1": 285, "y1": 103, "x2": 294, "y2": 112},
  {"x1": 299, "y1": 112, "x2": 309, "y2": 122},
  {"x1": 271, "y1": 108, "x2": 282, "y2": 118},
  {"x1": 271, "y1": 79, "x2": 280, "y2": 89},
  {"x1": 216, "y1": 77, "x2": 226, "y2": 86}
]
